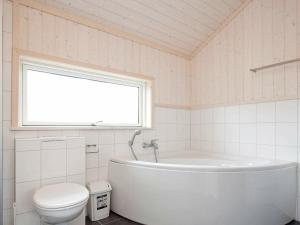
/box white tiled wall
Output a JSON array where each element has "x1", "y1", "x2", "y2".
[
  {"x1": 15, "y1": 137, "x2": 86, "y2": 225},
  {"x1": 1, "y1": 107, "x2": 190, "y2": 225},
  {"x1": 3, "y1": 0, "x2": 14, "y2": 224},
  {"x1": 191, "y1": 99, "x2": 299, "y2": 161},
  {"x1": 191, "y1": 99, "x2": 300, "y2": 218},
  {"x1": 83, "y1": 107, "x2": 191, "y2": 183}
]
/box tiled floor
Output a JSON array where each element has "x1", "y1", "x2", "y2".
[
  {"x1": 86, "y1": 212, "x2": 300, "y2": 225},
  {"x1": 287, "y1": 221, "x2": 300, "y2": 225},
  {"x1": 86, "y1": 212, "x2": 142, "y2": 225}
]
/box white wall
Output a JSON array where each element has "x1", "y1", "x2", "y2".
[
  {"x1": 1, "y1": 107, "x2": 190, "y2": 225},
  {"x1": 2, "y1": 0, "x2": 192, "y2": 224},
  {"x1": 3, "y1": 0, "x2": 300, "y2": 224},
  {"x1": 191, "y1": 100, "x2": 298, "y2": 160},
  {"x1": 2, "y1": 0, "x2": 11, "y2": 224},
  {"x1": 190, "y1": 0, "x2": 300, "y2": 220},
  {"x1": 0, "y1": 0, "x2": 3, "y2": 223},
  {"x1": 191, "y1": 99, "x2": 300, "y2": 219},
  {"x1": 15, "y1": 137, "x2": 86, "y2": 225}
]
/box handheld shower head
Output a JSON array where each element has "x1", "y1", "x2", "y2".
[
  {"x1": 129, "y1": 130, "x2": 142, "y2": 161},
  {"x1": 128, "y1": 130, "x2": 142, "y2": 147},
  {"x1": 134, "y1": 130, "x2": 142, "y2": 136}
]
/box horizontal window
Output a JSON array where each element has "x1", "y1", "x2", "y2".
[{"x1": 20, "y1": 59, "x2": 152, "y2": 127}]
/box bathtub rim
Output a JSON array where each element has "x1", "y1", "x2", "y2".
[{"x1": 110, "y1": 152, "x2": 297, "y2": 172}]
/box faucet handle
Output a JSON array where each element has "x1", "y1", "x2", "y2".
[{"x1": 151, "y1": 139, "x2": 158, "y2": 143}]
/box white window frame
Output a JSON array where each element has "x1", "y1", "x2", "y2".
[{"x1": 19, "y1": 59, "x2": 151, "y2": 128}]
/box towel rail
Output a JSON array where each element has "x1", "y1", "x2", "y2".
[{"x1": 250, "y1": 58, "x2": 300, "y2": 72}]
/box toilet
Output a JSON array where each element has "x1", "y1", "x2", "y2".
[{"x1": 33, "y1": 183, "x2": 89, "y2": 225}]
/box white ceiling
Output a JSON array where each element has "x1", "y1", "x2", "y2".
[{"x1": 43, "y1": 0, "x2": 246, "y2": 56}]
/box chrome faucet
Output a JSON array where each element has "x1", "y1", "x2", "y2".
[
  {"x1": 143, "y1": 139, "x2": 159, "y2": 163},
  {"x1": 143, "y1": 139, "x2": 158, "y2": 149}
]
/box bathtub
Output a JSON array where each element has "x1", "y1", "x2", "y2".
[{"x1": 108, "y1": 152, "x2": 297, "y2": 225}]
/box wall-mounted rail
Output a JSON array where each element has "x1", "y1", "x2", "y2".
[{"x1": 250, "y1": 58, "x2": 300, "y2": 72}]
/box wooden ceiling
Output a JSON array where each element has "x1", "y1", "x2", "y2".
[{"x1": 42, "y1": 0, "x2": 247, "y2": 57}]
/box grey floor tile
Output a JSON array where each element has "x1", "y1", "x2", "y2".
[
  {"x1": 287, "y1": 221, "x2": 300, "y2": 225},
  {"x1": 104, "y1": 218, "x2": 142, "y2": 225},
  {"x1": 86, "y1": 217, "x2": 101, "y2": 225},
  {"x1": 98, "y1": 212, "x2": 123, "y2": 225},
  {"x1": 88, "y1": 213, "x2": 298, "y2": 225}
]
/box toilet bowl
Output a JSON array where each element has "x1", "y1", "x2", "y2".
[{"x1": 33, "y1": 183, "x2": 89, "y2": 225}]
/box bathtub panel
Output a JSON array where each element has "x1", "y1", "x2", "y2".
[{"x1": 109, "y1": 160, "x2": 296, "y2": 225}]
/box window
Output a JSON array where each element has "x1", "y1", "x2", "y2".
[{"x1": 20, "y1": 59, "x2": 152, "y2": 127}]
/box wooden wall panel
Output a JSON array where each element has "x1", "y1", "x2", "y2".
[
  {"x1": 42, "y1": 12, "x2": 55, "y2": 56},
  {"x1": 191, "y1": 0, "x2": 300, "y2": 108},
  {"x1": 97, "y1": 31, "x2": 109, "y2": 68},
  {"x1": 88, "y1": 28, "x2": 98, "y2": 65},
  {"x1": 243, "y1": 2, "x2": 253, "y2": 102},
  {"x1": 298, "y1": 0, "x2": 300, "y2": 58},
  {"x1": 66, "y1": 20, "x2": 78, "y2": 60},
  {"x1": 18, "y1": 5, "x2": 28, "y2": 50},
  {"x1": 284, "y1": 0, "x2": 297, "y2": 61},
  {"x1": 14, "y1": 3, "x2": 191, "y2": 110},
  {"x1": 54, "y1": 17, "x2": 67, "y2": 59},
  {"x1": 28, "y1": 8, "x2": 42, "y2": 52}
]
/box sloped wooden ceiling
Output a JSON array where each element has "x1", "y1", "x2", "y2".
[{"x1": 40, "y1": 0, "x2": 247, "y2": 57}]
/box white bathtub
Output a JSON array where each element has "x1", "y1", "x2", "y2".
[{"x1": 108, "y1": 152, "x2": 297, "y2": 225}]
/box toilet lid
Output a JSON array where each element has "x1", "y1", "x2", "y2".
[{"x1": 33, "y1": 183, "x2": 89, "y2": 209}]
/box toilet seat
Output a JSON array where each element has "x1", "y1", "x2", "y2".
[
  {"x1": 34, "y1": 198, "x2": 88, "y2": 211},
  {"x1": 33, "y1": 183, "x2": 89, "y2": 210}
]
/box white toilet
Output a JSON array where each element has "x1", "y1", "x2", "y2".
[{"x1": 33, "y1": 183, "x2": 89, "y2": 225}]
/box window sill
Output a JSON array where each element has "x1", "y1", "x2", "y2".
[{"x1": 12, "y1": 126, "x2": 153, "y2": 131}]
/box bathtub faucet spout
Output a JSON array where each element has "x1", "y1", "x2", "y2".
[
  {"x1": 143, "y1": 139, "x2": 158, "y2": 149},
  {"x1": 143, "y1": 139, "x2": 159, "y2": 163}
]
